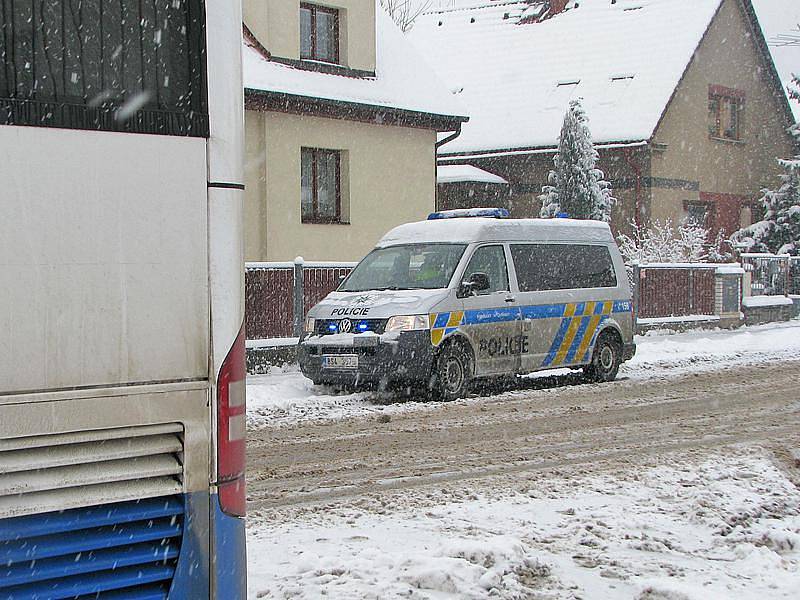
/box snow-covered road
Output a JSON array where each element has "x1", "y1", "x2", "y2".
[
  {"x1": 245, "y1": 322, "x2": 800, "y2": 599},
  {"x1": 246, "y1": 321, "x2": 800, "y2": 428},
  {"x1": 248, "y1": 449, "x2": 800, "y2": 599}
]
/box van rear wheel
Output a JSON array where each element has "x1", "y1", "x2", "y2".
[
  {"x1": 584, "y1": 332, "x2": 622, "y2": 383},
  {"x1": 432, "y1": 341, "x2": 472, "y2": 401}
]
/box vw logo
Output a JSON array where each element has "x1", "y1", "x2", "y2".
[{"x1": 338, "y1": 319, "x2": 353, "y2": 334}]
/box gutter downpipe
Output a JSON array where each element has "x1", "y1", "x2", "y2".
[
  {"x1": 434, "y1": 123, "x2": 464, "y2": 211},
  {"x1": 436, "y1": 122, "x2": 463, "y2": 151},
  {"x1": 622, "y1": 146, "x2": 643, "y2": 229}
]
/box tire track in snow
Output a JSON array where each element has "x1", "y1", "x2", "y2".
[{"x1": 246, "y1": 360, "x2": 800, "y2": 511}]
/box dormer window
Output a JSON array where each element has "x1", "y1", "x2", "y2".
[{"x1": 300, "y1": 3, "x2": 340, "y2": 64}]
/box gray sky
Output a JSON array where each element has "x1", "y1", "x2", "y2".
[{"x1": 739, "y1": 0, "x2": 798, "y2": 118}]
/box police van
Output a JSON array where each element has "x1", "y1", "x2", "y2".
[{"x1": 298, "y1": 209, "x2": 635, "y2": 400}]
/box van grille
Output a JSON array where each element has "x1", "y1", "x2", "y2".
[
  {"x1": 0, "y1": 495, "x2": 184, "y2": 599},
  {"x1": 315, "y1": 319, "x2": 387, "y2": 335},
  {"x1": 0, "y1": 423, "x2": 185, "y2": 519}
]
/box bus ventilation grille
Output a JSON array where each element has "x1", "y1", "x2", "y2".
[
  {"x1": 0, "y1": 494, "x2": 184, "y2": 599},
  {"x1": 0, "y1": 423, "x2": 185, "y2": 519}
]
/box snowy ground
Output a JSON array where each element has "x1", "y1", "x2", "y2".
[
  {"x1": 247, "y1": 448, "x2": 800, "y2": 599},
  {"x1": 245, "y1": 321, "x2": 800, "y2": 598},
  {"x1": 246, "y1": 320, "x2": 800, "y2": 428}
]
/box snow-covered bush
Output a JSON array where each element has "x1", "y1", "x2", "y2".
[
  {"x1": 539, "y1": 99, "x2": 615, "y2": 222},
  {"x1": 707, "y1": 229, "x2": 733, "y2": 263},
  {"x1": 617, "y1": 219, "x2": 729, "y2": 264},
  {"x1": 731, "y1": 158, "x2": 800, "y2": 255},
  {"x1": 731, "y1": 75, "x2": 800, "y2": 255}
]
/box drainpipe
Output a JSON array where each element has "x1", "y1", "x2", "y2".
[
  {"x1": 622, "y1": 147, "x2": 643, "y2": 229},
  {"x1": 436, "y1": 122, "x2": 463, "y2": 151},
  {"x1": 434, "y1": 123, "x2": 463, "y2": 211}
]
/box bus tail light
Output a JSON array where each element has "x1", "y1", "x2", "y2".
[{"x1": 217, "y1": 324, "x2": 247, "y2": 517}]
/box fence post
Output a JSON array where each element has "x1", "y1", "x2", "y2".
[
  {"x1": 785, "y1": 258, "x2": 791, "y2": 296},
  {"x1": 632, "y1": 264, "x2": 640, "y2": 326},
  {"x1": 293, "y1": 256, "x2": 305, "y2": 338}
]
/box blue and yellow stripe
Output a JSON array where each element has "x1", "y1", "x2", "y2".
[
  {"x1": 541, "y1": 301, "x2": 615, "y2": 367},
  {"x1": 430, "y1": 300, "x2": 630, "y2": 356}
]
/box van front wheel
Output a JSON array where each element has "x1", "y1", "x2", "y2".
[
  {"x1": 584, "y1": 332, "x2": 622, "y2": 383},
  {"x1": 432, "y1": 341, "x2": 472, "y2": 401}
]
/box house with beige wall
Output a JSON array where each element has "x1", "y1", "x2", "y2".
[
  {"x1": 410, "y1": 0, "x2": 796, "y2": 241},
  {"x1": 242, "y1": 0, "x2": 467, "y2": 262}
]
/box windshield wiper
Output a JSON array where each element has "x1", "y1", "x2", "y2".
[{"x1": 341, "y1": 286, "x2": 418, "y2": 292}]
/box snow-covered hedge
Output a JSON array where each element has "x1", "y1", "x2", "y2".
[{"x1": 617, "y1": 219, "x2": 730, "y2": 265}]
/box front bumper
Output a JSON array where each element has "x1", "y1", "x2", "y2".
[{"x1": 298, "y1": 330, "x2": 435, "y2": 387}]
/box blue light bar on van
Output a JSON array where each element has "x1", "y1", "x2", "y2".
[{"x1": 427, "y1": 208, "x2": 510, "y2": 220}]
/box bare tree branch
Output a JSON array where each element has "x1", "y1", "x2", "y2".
[
  {"x1": 380, "y1": 0, "x2": 434, "y2": 32},
  {"x1": 769, "y1": 24, "x2": 800, "y2": 47}
]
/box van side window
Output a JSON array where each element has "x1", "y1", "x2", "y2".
[
  {"x1": 463, "y1": 245, "x2": 509, "y2": 294},
  {"x1": 511, "y1": 244, "x2": 617, "y2": 291}
]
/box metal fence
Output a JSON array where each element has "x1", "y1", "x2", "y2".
[
  {"x1": 246, "y1": 260, "x2": 741, "y2": 341},
  {"x1": 633, "y1": 264, "x2": 717, "y2": 319},
  {"x1": 740, "y1": 253, "x2": 793, "y2": 296},
  {"x1": 245, "y1": 260, "x2": 355, "y2": 340}
]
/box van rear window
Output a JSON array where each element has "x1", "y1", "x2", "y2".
[{"x1": 511, "y1": 244, "x2": 617, "y2": 291}]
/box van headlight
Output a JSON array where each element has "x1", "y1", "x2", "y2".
[
  {"x1": 385, "y1": 314, "x2": 430, "y2": 332},
  {"x1": 304, "y1": 317, "x2": 316, "y2": 334}
]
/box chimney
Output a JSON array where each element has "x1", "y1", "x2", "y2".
[{"x1": 519, "y1": 0, "x2": 571, "y2": 25}]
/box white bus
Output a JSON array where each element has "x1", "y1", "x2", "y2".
[{"x1": 0, "y1": 1, "x2": 246, "y2": 597}]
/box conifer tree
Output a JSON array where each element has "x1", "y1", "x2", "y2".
[
  {"x1": 733, "y1": 76, "x2": 800, "y2": 255},
  {"x1": 539, "y1": 99, "x2": 615, "y2": 221}
]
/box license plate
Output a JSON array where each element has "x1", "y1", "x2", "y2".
[{"x1": 322, "y1": 355, "x2": 358, "y2": 369}]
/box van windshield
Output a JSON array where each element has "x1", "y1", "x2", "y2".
[{"x1": 339, "y1": 244, "x2": 467, "y2": 292}]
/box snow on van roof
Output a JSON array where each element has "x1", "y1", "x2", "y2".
[
  {"x1": 407, "y1": 0, "x2": 724, "y2": 155},
  {"x1": 377, "y1": 217, "x2": 613, "y2": 247}
]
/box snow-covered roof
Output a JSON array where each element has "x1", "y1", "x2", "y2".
[
  {"x1": 408, "y1": 0, "x2": 725, "y2": 156},
  {"x1": 243, "y1": 4, "x2": 467, "y2": 124},
  {"x1": 437, "y1": 164, "x2": 508, "y2": 184},
  {"x1": 378, "y1": 217, "x2": 613, "y2": 247}
]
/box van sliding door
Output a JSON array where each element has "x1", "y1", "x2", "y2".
[{"x1": 459, "y1": 245, "x2": 521, "y2": 376}]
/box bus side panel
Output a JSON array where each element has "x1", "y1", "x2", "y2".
[
  {"x1": 211, "y1": 494, "x2": 247, "y2": 599},
  {"x1": 205, "y1": 0, "x2": 244, "y2": 187},
  {"x1": 0, "y1": 387, "x2": 213, "y2": 596},
  {"x1": 0, "y1": 387, "x2": 211, "y2": 515},
  {"x1": 169, "y1": 492, "x2": 212, "y2": 599},
  {"x1": 0, "y1": 126, "x2": 210, "y2": 394}
]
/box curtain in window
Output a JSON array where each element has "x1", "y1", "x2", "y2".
[
  {"x1": 299, "y1": 7, "x2": 312, "y2": 59},
  {"x1": 315, "y1": 10, "x2": 336, "y2": 62},
  {"x1": 316, "y1": 150, "x2": 338, "y2": 219},
  {"x1": 300, "y1": 148, "x2": 340, "y2": 222},
  {"x1": 301, "y1": 148, "x2": 314, "y2": 221}
]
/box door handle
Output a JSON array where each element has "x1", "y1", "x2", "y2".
[{"x1": 505, "y1": 296, "x2": 516, "y2": 303}]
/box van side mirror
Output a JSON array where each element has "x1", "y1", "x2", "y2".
[{"x1": 458, "y1": 272, "x2": 490, "y2": 297}]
